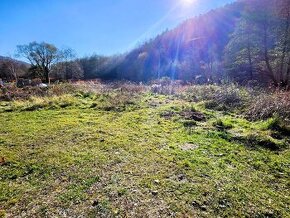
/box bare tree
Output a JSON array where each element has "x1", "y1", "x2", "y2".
[
  {"x1": 4, "y1": 57, "x2": 19, "y2": 82},
  {"x1": 0, "y1": 57, "x2": 27, "y2": 82},
  {"x1": 51, "y1": 60, "x2": 84, "y2": 80},
  {"x1": 16, "y1": 42, "x2": 73, "y2": 83}
]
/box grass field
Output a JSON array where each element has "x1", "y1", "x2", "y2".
[{"x1": 0, "y1": 83, "x2": 289, "y2": 217}]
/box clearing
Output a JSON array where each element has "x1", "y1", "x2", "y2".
[{"x1": 0, "y1": 83, "x2": 289, "y2": 217}]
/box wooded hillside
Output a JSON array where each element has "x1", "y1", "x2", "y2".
[{"x1": 94, "y1": 0, "x2": 289, "y2": 88}]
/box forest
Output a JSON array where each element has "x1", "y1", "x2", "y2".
[{"x1": 1, "y1": 0, "x2": 289, "y2": 88}]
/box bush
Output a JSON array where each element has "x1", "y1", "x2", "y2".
[
  {"x1": 150, "y1": 78, "x2": 184, "y2": 95},
  {"x1": 0, "y1": 83, "x2": 79, "y2": 101},
  {"x1": 203, "y1": 84, "x2": 249, "y2": 111},
  {"x1": 182, "y1": 84, "x2": 251, "y2": 111},
  {"x1": 183, "y1": 85, "x2": 220, "y2": 102},
  {"x1": 117, "y1": 82, "x2": 147, "y2": 94},
  {"x1": 150, "y1": 84, "x2": 175, "y2": 95},
  {"x1": 150, "y1": 77, "x2": 172, "y2": 86},
  {"x1": 246, "y1": 92, "x2": 290, "y2": 124},
  {"x1": 48, "y1": 83, "x2": 79, "y2": 96},
  {"x1": 31, "y1": 78, "x2": 43, "y2": 86}
]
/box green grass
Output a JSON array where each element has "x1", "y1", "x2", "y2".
[{"x1": 0, "y1": 88, "x2": 289, "y2": 217}]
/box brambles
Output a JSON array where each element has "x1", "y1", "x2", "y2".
[
  {"x1": 150, "y1": 78, "x2": 184, "y2": 95},
  {"x1": 181, "y1": 84, "x2": 251, "y2": 112},
  {"x1": 204, "y1": 85, "x2": 250, "y2": 111},
  {"x1": 0, "y1": 83, "x2": 78, "y2": 101},
  {"x1": 246, "y1": 92, "x2": 290, "y2": 124}
]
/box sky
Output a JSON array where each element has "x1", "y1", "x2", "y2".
[{"x1": 0, "y1": 0, "x2": 234, "y2": 57}]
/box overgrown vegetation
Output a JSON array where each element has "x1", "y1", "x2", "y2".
[
  {"x1": 246, "y1": 92, "x2": 290, "y2": 123},
  {"x1": 0, "y1": 82, "x2": 289, "y2": 217}
]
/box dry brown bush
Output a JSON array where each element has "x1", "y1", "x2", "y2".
[
  {"x1": 246, "y1": 92, "x2": 290, "y2": 123},
  {"x1": 0, "y1": 83, "x2": 78, "y2": 101}
]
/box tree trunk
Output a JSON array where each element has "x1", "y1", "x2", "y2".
[
  {"x1": 14, "y1": 71, "x2": 18, "y2": 83},
  {"x1": 247, "y1": 32, "x2": 254, "y2": 80},
  {"x1": 44, "y1": 67, "x2": 50, "y2": 84},
  {"x1": 263, "y1": 23, "x2": 277, "y2": 85},
  {"x1": 280, "y1": 10, "x2": 290, "y2": 84},
  {"x1": 286, "y1": 58, "x2": 290, "y2": 86}
]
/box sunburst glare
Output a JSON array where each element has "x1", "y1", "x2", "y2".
[{"x1": 181, "y1": 0, "x2": 196, "y2": 5}]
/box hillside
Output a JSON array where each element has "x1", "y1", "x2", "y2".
[
  {"x1": 0, "y1": 56, "x2": 29, "y2": 67},
  {"x1": 2, "y1": 0, "x2": 289, "y2": 88},
  {"x1": 82, "y1": 0, "x2": 287, "y2": 88},
  {"x1": 0, "y1": 56, "x2": 29, "y2": 79},
  {"x1": 110, "y1": 1, "x2": 244, "y2": 82}
]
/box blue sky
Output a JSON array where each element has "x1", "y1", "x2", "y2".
[{"x1": 0, "y1": 0, "x2": 234, "y2": 57}]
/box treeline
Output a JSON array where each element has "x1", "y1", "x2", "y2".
[
  {"x1": 106, "y1": 0, "x2": 289, "y2": 87},
  {"x1": 79, "y1": 0, "x2": 290, "y2": 87},
  {"x1": 1, "y1": 0, "x2": 289, "y2": 88}
]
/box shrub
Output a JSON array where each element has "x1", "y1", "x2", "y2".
[
  {"x1": 150, "y1": 77, "x2": 172, "y2": 86},
  {"x1": 182, "y1": 84, "x2": 250, "y2": 111},
  {"x1": 183, "y1": 85, "x2": 220, "y2": 102},
  {"x1": 92, "y1": 91, "x2": 139, "y2": 112},
  {"x1": 0, "y1": 83, "x2": 79, "y2": 101},
  {"x1": 204, "y1": 84, "x2": 249, "y2": 111},
  {"x1": 117, "y1": 82, "x2": 147, "y2": 94},
  {"x1": 150, "y1": 84, "x2": 175, "y2": 95},
  {"x1": 150, "y1": 78, "x2": 184, "y2": 95},
  {"x1": 31, "y1": 78, "x2": 43, "y2": 86},
  {"x1": 48, "y1": 83, "x2": 79, "y2": 96},
  {"x1": 246, "y1": 92, "x2": 290, "y2": 124}
]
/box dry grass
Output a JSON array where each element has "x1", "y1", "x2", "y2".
[
  {"x1": 0, "y1": 83, "x2": 78, "y2": 101},
  {"x1": 246, "y1": 91, "x2": 290, "y2": 124}
]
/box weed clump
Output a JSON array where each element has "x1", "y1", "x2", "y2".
[
  {"x1": 246, "y1": 92, "x2": 290, "y2": 124},
  {"x1": 182, "y1": 84, "x2": 250, "y2": 111},
  {"x1": 150, "y1": 77, "x2": 184, "y2": 95},
  {"x1": 95, "y1": 92, "x2": 139, "y2": 112},
  {"x1": 204, "y1": 84, "x2": 249, "y2": 111},
  {"x1": 0, "y1": 83, "x2": 78, "y2": 101}
]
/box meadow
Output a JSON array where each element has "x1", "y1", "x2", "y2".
[{"x1": 0, "y1": 82, "x2": 289, "y2": 217}]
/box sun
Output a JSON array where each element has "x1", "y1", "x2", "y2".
[{"x1": 181, "y1": 0, "x2": 195, "y2": 5}]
